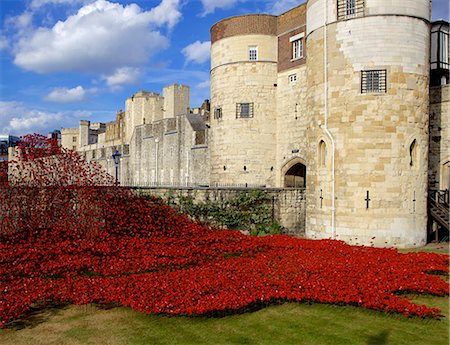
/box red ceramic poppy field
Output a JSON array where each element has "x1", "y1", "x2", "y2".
[{"x1": 0, "y1": 135, "x2": 448, "y2": 327}]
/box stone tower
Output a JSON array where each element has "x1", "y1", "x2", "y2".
[
  {"x1": 210, "y1": 15, "x2": 279, "y2": 187},
  {"x1": 304, "y1": 0, "x2": 431, "y2": 247}
]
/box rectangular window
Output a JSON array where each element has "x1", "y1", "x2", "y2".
[
  {"x1": 236, "y1": 103, "x2": 254, "y2": 118},
  {"x1": 337, "y1": 0, "x2": 364, "y2": 19},
  {"x1": 346, "y1": 0, "x2": 356, "y2": 16},
  {"x1": 249, "y1": 46, "x2": 258, "y2": 61},
  {"x1": 72, "y1": 136, "x2": 77, "y2": 142},
  {"x1": 292, "y1": 39, "x2": 303, "y2": 60},
  {"x1": 92, "y1": 150, "x2": 96, "y2": 159},
  {"x1": 214, "y1": 107, "x2": 222, "y2": 119},
  {"x1": 289, "y1": 74, "x2": 297, "y2": 83},
  {"x1": 361, "y1": 70, "x2": 387, "y2": 93}
]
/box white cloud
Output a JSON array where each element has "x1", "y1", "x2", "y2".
[
  {"x1": 146, "y1": 0, "x2": 182, "y2": 29},
  {"x1": 182, "y1": 41, "x2": 211, "y2": 64},
  {"x1": 197, "y1": 80, "x2": 210, "y2": 89},
  {"x1": 0, "y1": 101, "x2": 88, "y2": 136},
  {"x1": 267, "y1": 0, "x2": 304, "y2": 15},
  {"x1": 12, "y1": 0, "x2": 182, "y2": 74},
  {"x1": 102, "y1": 67, "x2": 141, "y2": 90},
  {"x1": 200, "y1": 0, "x2": 240, "y2": 16},
  {"x1": 45, "y1": 86, "x2": 87, "y2": 103}
]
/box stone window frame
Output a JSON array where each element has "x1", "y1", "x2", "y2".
[
  {"x1": 236, "y1": 102, "x2": 254, "y2": 118},
  {"x1": 318, "y1": 140, "x2": 327, "y2": 168},
  {"x1": 289, "y1": 74, "x2": 297, "y2": 83},
  {"x1": 337, "y1": 0, "x2": 364, "y2": 20},
  {"x1": 248, "y1": 46, "x2": 258, "y2": 61},
  {"x1": 214, "y1": 107, "x2": 222, "y2": 120},
  {"x1": 361, "y1": 70, "x2": 387, "y2": 94},
  {"x1": 409, "y1": 139, "x2": 417, "y2": 168},
  {"x1": 92, "y1": 149, "x2": 96, "y2": 159},
  {"x1": 72, "y1": 136, "x2": 77, "y2": 143}
]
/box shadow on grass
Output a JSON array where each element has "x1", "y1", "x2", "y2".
[
  {"x1": 4, "y1": 301, "x2": 124, "y2": 330},
  {"x1": 5, "y1": 301, "x2": 69, "y2": 330},
  {"x1": 367, "y1": 330, "x2": 390, "y2": 345}
]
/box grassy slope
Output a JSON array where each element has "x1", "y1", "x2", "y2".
[{"x1": 0, "y1": 294, "x2": 448, "y2": 345}]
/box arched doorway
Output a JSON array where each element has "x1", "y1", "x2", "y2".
[{"x1": 284, "y1": 162, "x2": 306, "y2": 188}]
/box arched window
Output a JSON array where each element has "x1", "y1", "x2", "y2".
[
  {"x1": 319, "y1": 140, "x2": 327, "y2": 167},
  {"x1": 409, "y1": 139, "x2": 417, "y2": 167}
]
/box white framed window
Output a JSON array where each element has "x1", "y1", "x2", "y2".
[
  {"x1": 289, "y1": 74, "x2": 297, "y2": 83},
  {"x1": 292, "y1": 39, "x2": 303, "y2": 60},
  {"x1": 290, "y1": 33, "x2": 304, "y2": 60},
  {"x1": 249, "y1": 46, "x2": 258, "y2": 61}
]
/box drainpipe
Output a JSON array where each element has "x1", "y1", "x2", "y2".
[
  {"x1": 155, "y1": 138, "x2": 159, "y2": 184},
  {"x1": 321, "y1": 0, "x2": 336, "y2": 239}
]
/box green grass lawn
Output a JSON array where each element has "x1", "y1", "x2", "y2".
[{"x1": 0, "y1": 294, "x2": 448, "y2": 345}]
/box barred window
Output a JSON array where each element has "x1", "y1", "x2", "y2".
[
  {"x1": 249, "y1": 46, "x2": 258, "y2": 61},
  {"x1": 236, "y1": 103, "x2": 254, "y2": 118},
  {"x1": 72, "y1": 136, "x2": 77, "y2": 142},
  {"x1": 123, "y1": 144, "x2": 130, "y2": 155},
  {"x1": 289, "y1": 74, "x2": 297, "y2": 83},
  {"x1": 361, "y1": 70, "x2": 387, "y2": 93},
  {"x1": 92, "y1": 150, "x2": 96, "y2": 159},
  {"x1": 101, "y1": 148, "x2": 105, "y2": 158},
  {"x1": 214, "y1": 107, "x2": 222, "y2": 119},
  {"x1": 337, "y1": 0, "x2": 364, "y2": 19}
]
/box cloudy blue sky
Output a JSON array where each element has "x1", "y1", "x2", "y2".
[{"x1": 0, "y1": 0, "x2": 449, "y2": 137}]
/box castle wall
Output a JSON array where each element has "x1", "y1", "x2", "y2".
[
  {"x1": 275, "y1": 66, "x2": 309, "y2": 187},
  {"x1": 304, "y1": 0, "x2": 431, "y2": 247},
  {"x1": 127, "y1": 114, "x2": 209, "y2": 186},
  {"x1": 124, "y1": 92, "x2": 164, "y2": 143},
  {"x1": 163, "y1": 84, "x2": 190, "y2": 119},
  {"x1": 210, "y1": 16, "x2": 278, "y2": 187},
  {"x1": 429, "y1": 84, "x2": 450, "y2": 190},
  {"x1": 61, "y1": 128, "x2": 79, "y2": 152},
  {"x1": 131, "y1": 186, "x2": 306, "y2": 234}
]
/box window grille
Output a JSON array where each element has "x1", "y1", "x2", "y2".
[
  {"x1": 214, "y1": 107, "x2": 222, "y2": 119},
  {"x1": 292, "y1": 39, "x2": 303, "y2": 60},
  {"x1": 123, "y1": 144, "x2": 130, "y2": 155},
  {"x1": 249, "y1": 46, "x2": 258, "y2": 61},
  {"x1": 361, "y1": 70, "x2": 387, "y2": 93},
  {"x1": 72, "y1": 136, "x2": 77, "y2": 142},
  {"x1": 236, "y1": 103, "x2": 254, "y2": 118},
  {"x1": 337, "y1": 0, "x2": 364, "y2": 19},
  {"x1": 289, "y1": 74, "x2": 297, "y2": 83}
]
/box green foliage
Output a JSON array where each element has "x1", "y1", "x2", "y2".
[{"x1": 171, "y1": 190, "x2": 281, "y2": 235}]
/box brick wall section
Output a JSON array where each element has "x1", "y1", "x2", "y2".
[
  {"x1": 278, "y1": 28, "x2": 307, "y2": 72},
  {"x1": 211, "y1": 15, "x2": 277, "y2": 44},
  {"x1": 277, "y1": 3, "x2": 307, "y2": 35},
  {"x1": 131, "y1": 187, "x2": 306, "y2": 235}
]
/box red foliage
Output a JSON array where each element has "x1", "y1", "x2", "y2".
[{"x1": 0, "y1": 135, "x2": 448, "y2": 327}]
